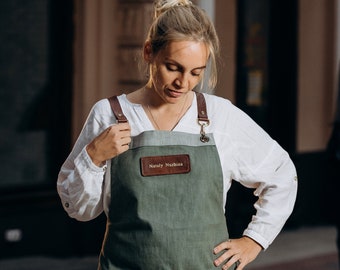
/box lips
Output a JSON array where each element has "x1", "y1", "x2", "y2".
[{"x1": 166, "y1": 88, "x2": 183, "y2": 98}]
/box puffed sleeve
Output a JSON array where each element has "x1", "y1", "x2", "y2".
[
  {"x1": 229, "y1": 105, "x2": 298, "y2": 249},
  {"x1": 56, "y1": 99, "x2": 113, "y2": 221}
]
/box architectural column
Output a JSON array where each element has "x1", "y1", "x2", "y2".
[
  {"x1": 215, "y1": 0, "x2": 237, "y2": 101},
  {"x1": 297, "y1": 0, "x2": 340, "y2": 152},
  {"x1": 72, "y1": 0, "x2": 117, "y2": 142}
]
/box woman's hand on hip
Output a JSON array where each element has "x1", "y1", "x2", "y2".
[
  {"x1": 86, "y1": 123, "x2": 131, "y2": 166},
  {"x1": 213, "y1": 236, "x2": 262, "y2": 270}
]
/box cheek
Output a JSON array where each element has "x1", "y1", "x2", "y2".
[
  {"x1": 190, "y1": 75, "x2": 203, "y2": 88},
  {"x1": 155, "y1": 66, "x2": 173, "y2": 84}
]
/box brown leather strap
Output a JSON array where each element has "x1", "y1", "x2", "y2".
[
  {"x1": 196, "y1": 92, "x2": 209, "y2": 122},
  {"x1": 108, "y1": 93, "x2": 208, "y2": 124},
  {"x1": 108, "y1": 96, "x2": 128, "y2": 123}
]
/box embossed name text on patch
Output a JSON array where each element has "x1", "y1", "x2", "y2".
[{"x1": 140, "y1": 154, "x2": 191, "y2": 176}]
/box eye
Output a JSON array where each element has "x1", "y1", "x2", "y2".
[
  {"x1": 191, "y1": 71, "x2": 202, "y2": 77},
  {"x1": 166, "y1": 63, "x2": 180, "y2": 72},
  {"x1": 191, "y1": 69, "x2": 204, "y2": 77}
]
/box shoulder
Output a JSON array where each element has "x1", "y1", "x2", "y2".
[
  {"x1": 201, "y1": 92, "x2": 236, "y2": 116},
  {"x1": 90, "y1": 94, "x2": 129, "y2": 116},
  {"x1": 86, "y1": 95, "x2": 127, "y2": 126},
  {"x1": 201, "y1": 92, "x2": 238, "y2": 123},
  {"x1": 90, "y1": 98, "x2": 111, "y2": 114},
  {"x1": 202, "y1": 92, "x2": 232, "y2": 106},
  {"x1": 201, "y1": 92, "x2": 268, "y2": 138}
]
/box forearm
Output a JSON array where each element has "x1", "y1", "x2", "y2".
[
  {"x1": 243, "y1": 152, "x2": 298, "y2": 249},
  {"x1": 57, "y1": 147, "x2": 106, "y2": 221}
]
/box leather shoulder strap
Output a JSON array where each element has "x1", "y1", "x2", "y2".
[
  {"x1": 108, "y1": 96, "x2": 128, "y2": 123},
  {"x1": 196, "y1": 92, "x2": 209, "y2": 123},
  {"x1": 108, "y1": 93, "x2": 208, "y2": 124},
  {"x1": 196, "y1": 92, "x2": 210, "y2": 142}
]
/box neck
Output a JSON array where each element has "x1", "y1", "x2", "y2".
[{"x1": 143, "y1": 89, "x2": 193, "y2": 130}]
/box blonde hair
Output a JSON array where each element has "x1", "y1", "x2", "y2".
[
  {"x1": 146, "y1": 0, "x2": 220, "y2": 90},
  {"x1": 154, "y1": 0, "x2": 193, "y2": 18}
]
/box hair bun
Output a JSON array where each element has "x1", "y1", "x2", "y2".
[{"x1": 154, "y1": 0, "x2": 193, "y2": 18}]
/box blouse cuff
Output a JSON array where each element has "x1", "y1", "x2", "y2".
[{"x1": 243, "y1": 229, "x2": 270, "y2": 250}]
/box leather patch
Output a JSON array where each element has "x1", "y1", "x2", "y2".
[{"x1": 140, "y1": 154, "x2": 191, "y2": 177}]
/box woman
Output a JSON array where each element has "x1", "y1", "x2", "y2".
[{"x1": 57, "y1": 1, "x2": 298, "y2": 269}]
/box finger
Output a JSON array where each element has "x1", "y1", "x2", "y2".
[
  {"x1": 120, "y1": 129, "x2": 131, "y2": 138},
  {"x1": 108, "y1": 123, "x2": 130, "y2": 134},
  {"x1": 106, "y1": 128, "x2": 130, "y2": 142},
  {"x1": 236, "y1": 259, "x2": 246, "y2": 270},
  {"x1": 119, "y1": 144, "x2": 130, "y2": 153},
  {"x1": 213, "y1": 239, "x2": 232, "y2": 254},
  {"x1": 121, "y1": 136, "x2": 131, "y2": 146},
  {"x1": 213, "y1": 249, "x2": 234, "y2": 267},
  {"x1": 116, "y1": 122, "x2": 130, "y2": 131},
  {"x1": 115, "y1": 140, "x2": 131, "y2": 155},
  {"x1": 221, "y1": 256, "x2": 242, "y2": 270}
]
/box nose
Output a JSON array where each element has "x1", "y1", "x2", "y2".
[{"x1": 174, "y1": 73, "x2": 189, "y2": 89}]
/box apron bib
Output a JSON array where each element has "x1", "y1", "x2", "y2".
[{"x1": 99, "y1": 94, "x2": 236, "y2": 270}]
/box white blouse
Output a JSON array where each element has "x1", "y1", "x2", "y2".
[{"x1": 57, "y1": 93, "x2": 298, "y2": 249}]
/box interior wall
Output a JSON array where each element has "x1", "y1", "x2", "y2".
[
  {"x1": 72, "y1": 0, "x2": 237, "y2": 139},
  {"x1": 215, "y1": 0, "x2": 237, "y2": 102},
  {"x1": 71, "y1": 0, "x2": 340, "y2": 153},
  {"x1": 297, "y1": 0, "x2": 340, "y2": 153},
  {"x1": 188, "y1": 0, "x2": 237, "y2": 100},
  {"x1": 334, "y1": 0, "x2": 340, "y2": 119},
  {"x1": 196, "y1": 0, "x2": 215, "y2": 22},
  {"x1": 72, "y1": 0, "x2": 118, "y2": 142}
]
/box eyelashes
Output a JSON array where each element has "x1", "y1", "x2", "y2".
[{"x1": 165, "y1": 63, "x2": 203, "y2": 77}]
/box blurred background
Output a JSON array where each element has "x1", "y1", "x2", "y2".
[{"x1": 0, "y1": 0, "x2": 339, "y2": 269}]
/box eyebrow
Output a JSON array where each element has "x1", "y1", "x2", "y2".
[
  {"x1": 193, "y1": 65, "x2": 207, "y2": 70},
  {"x1": 165, "y1": 58, "x2": 207, "y2": 71}
]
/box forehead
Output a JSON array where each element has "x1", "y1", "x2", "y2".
[{"x1": 160, "y1": 41, "x2": 209, "y2": 66}]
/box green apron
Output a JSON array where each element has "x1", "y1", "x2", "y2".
[{"x1": 99, "y1": 93, "x2": 236, "y2": 270}]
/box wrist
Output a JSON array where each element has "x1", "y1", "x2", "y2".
[
  {"x1": 243, "y1": 236, "x2": 264, "y2": 250},
  {"x1": 86, "y1": 144, "x2": 104, "y2": 167}
]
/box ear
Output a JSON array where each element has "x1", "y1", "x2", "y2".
[{"x1": 143, "y1": 41, "x2": 153, "y2": 62}]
